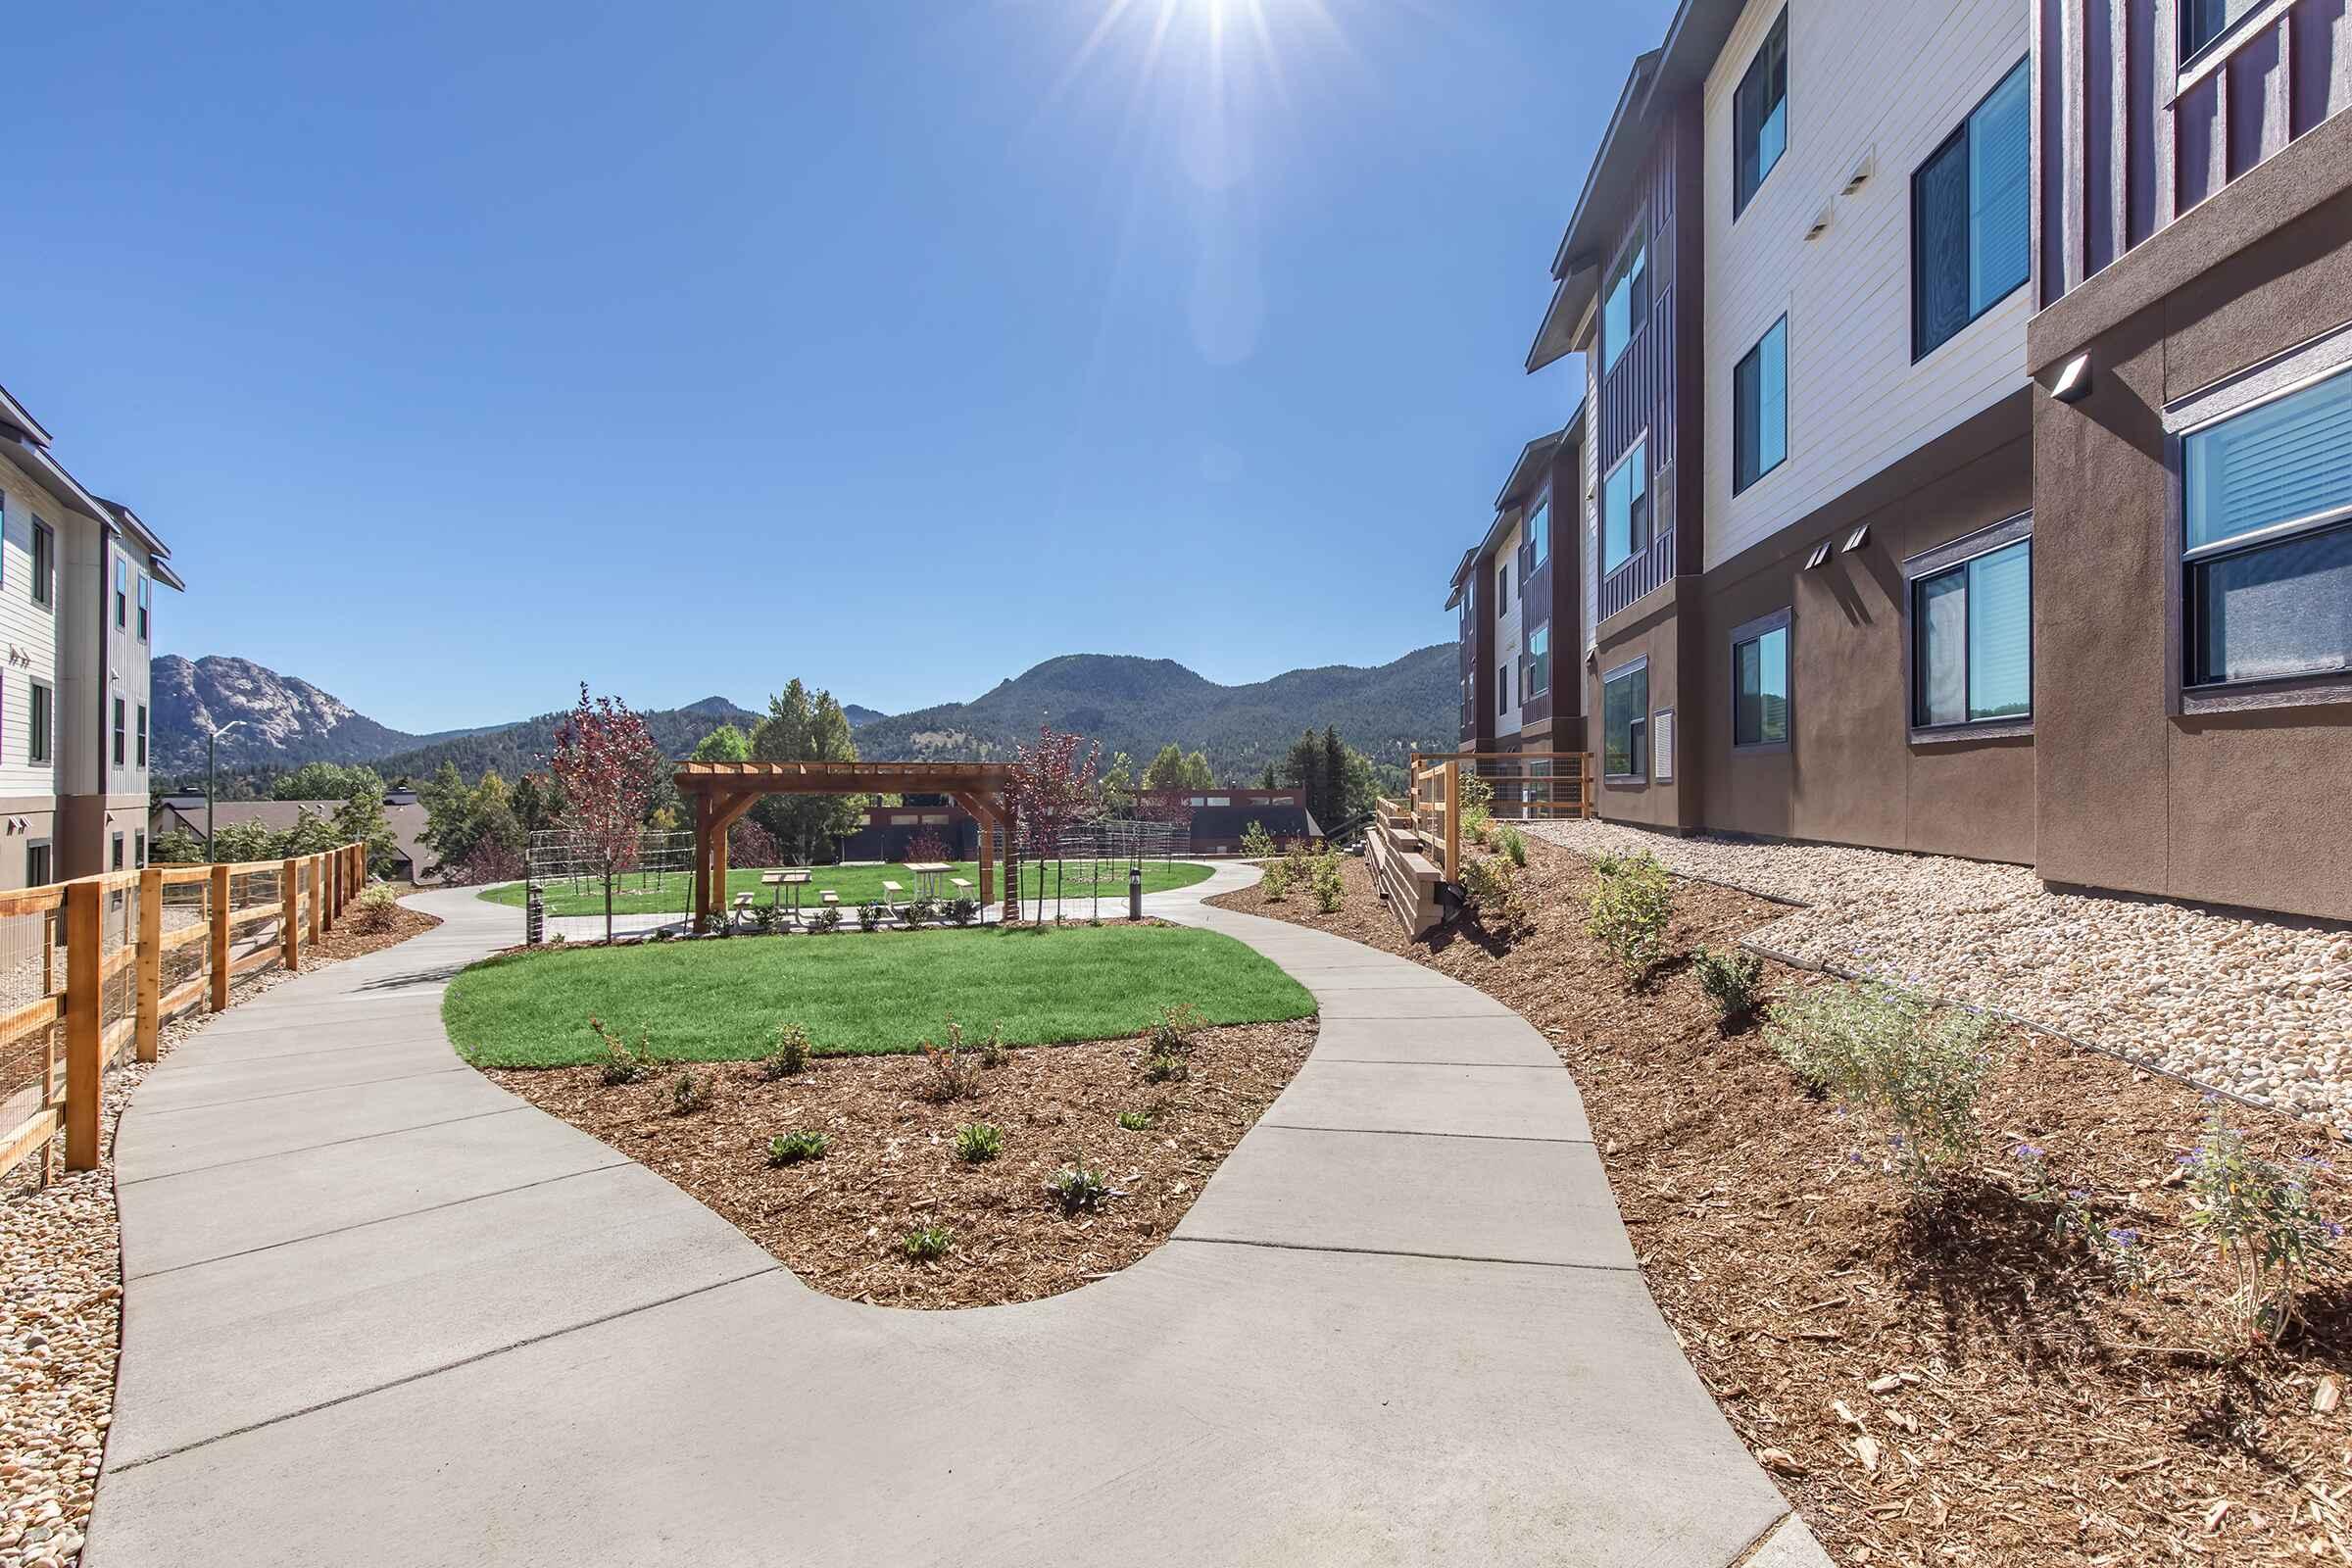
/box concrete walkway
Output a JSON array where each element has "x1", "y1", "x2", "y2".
[{"x1": 85, "y1": 867, "x2": 1826, "y2": 1567}]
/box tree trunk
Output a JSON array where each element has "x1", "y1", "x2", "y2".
[{"x1": 604, "y1": 869, "x2": 614, "y2": 945}]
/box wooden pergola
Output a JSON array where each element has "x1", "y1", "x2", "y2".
[{"x1": 676, "y1": 760, "x2": 1018, "y2": 925}]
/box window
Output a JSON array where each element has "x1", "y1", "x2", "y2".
[
  {"x1": 30, "y1": 520, "x2": 52, "y2": 608},
  {"x1": 1734, "y1": 317, "x2": 1789, "y2": 494},
  {"x1": 1913, "y1": 59, "x2": 2031, "y2": 359},
  {"x1": 115, "y1": 557, "x2": 127, "y2": 630},
  {"x1": 1601, "y1": 238, "x2": 1649, "y2": 372},
  {"x1": 1529, "y1": 496, "x2": 1549, "y2": 568},
  {"x1": 111, "y1": 833, "x2": 124, "y2": 872},
  {"x1": 1913, "y1": 536, "x2": 2033, "y2": 726},
  {"x1": 135, "y1": 830, "x2": 147, "y2": 869},
  {"x1": 1497, "y1": 662, "x2": 1510, "y2": 715},
  {"x1": 1732, "y1": 611, "x2": 1792, "y2": 748},
  {"x1": 114, "y1": 697, "x2": 126, "y2": 766},
  {"x1": 137, "y1": 575, "x2": 151, "y2": 641},
  {"x1": 1602, "y1": 661, "x2": 1649, "y2": 778},
  {"x1": 136, "y1": 704, "x2": 149, "y2": 768},
  {"x1": 1734, "y1": 10, "x2": 1789, "y2": 216},
  {"x1": 25, "y1": 842, "x2": 51, "y2": 888},
  {"x1": 2182, "y1": 0, "x2": 2261, "y2": 57},
  {"x1": 2182, "y1": 365, "x2": 2352, "y2": 687},
  {"x1": 28, "y1": 682, "x2": 50, "y2": 764},
  {"x1": 1497, "y1": 561, "x2": 1510, "y2": 613},
  {"x1": 1528, "y1": 624, "x2": 1551, "y2": 697},
  {"x1": 1602, "y1": 440, "x2": 1651, "y2": 574}
]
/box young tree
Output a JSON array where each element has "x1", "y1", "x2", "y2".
[
  {"x1": 1321, "y1": 728, "x2": 1348, "y2": 823},
  {"x1": 1283, "y1": 729, "x2": 1326, "y2": 823},
  {"x1": 549, "y1": 684, "x2": 662, "y2": 943},
  {"x1": 1100, "y1": 753, "x2": 1136, "y2": 817},
  {"x1": 690, "y1": 723, "x2": 751, "y2": 763},
  {"x1": 750, "y1": 680, "x2": 864, "y2": 862},
  {"x1": 1140, "y1": 743, "x2": 1189, "y2": 792},
  {"x1": 1180, "y1": 751, "x2": 1214, "y2": 790},
  {"x1": 274, "y1": 761, "x2": 384, "y2": 804},
  {"x1": 151, "y1": 827, "x2": 208, "y2": 864},
  {"x1": 331, "y1": 777, "x2": 402, "y2": 877},
  {"x1": 1005, "y1": 724, "x2": 1101, "y2": 922}
]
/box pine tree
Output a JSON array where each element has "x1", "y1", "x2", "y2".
[{"x1": 1321, "y1": 727, "x2": 1348, "y2": 826}]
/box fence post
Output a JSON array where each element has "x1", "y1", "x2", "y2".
[
  {"x1": 321, "y1": 852, "x2": 336, "y2": 933},
  {"x1": 136, "y1": 865, "x2": 163, "y2": 1062},
  {"x1": 210, "y1": 863, "x2": 231, "y2": 1010},
  {"x1": 308, "y1": 855, "x2": 323, "y2": 947},
  {"x1": 281, "y1": 858, "x2": 301, "y2": 972},
  {"x1": 1445, "y1": 762, "x2": 1461, "y2": 882},
  {"x1": 65, "y1": 878, "x2": 102, "y2": 1171}
]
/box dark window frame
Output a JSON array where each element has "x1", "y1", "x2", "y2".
[
  {"x1": 2181, "y1": 0, "x2": 2263, "y2": 65},
  {"x1": 113, "y1": 695, "x2": 126, "y2": 767},
  {"x1": 136, "y1": 703, "x2": 148, "y2": 768},
  {"x1": 114, "y1": 556, "x2": 127, "y2": 630},
  {"x1": 29, "y1": 519, "x2": 53, "y2": 609},
  {"x1": 28, "y1": 680, "x2": 52, "y2": 765},
  {"x1": 137, "y1": 574, "x2": 151, "y2": 641},
  {"x1": 1600, "y1": 224, "x2": 1651, "y2": 374},
  {"x1": 135, "y1": 830, "x2": 147, "y2": 869},
  {"x1": 1901, "y1": 513, "x2": 2035, "y2": 741},
  {"x1": 2172, "y1": 356, "x2": 2352, "y2": 703},
  {"x1": 1601, "y1": 656, "x2": 1651, "y2": 782},
  {"x1": 1527, "y1": 622, "x2": 1551, "y2": 698},
  {"x1": 1733, "y1": 9, "x2": 1790, "y2": 219},
  {"x1": 1497, "y1": 560, "x2": 1510, "y2": 613},
  {"x1": 1734, "y1": 316, "x2": 1790, "y2": 496},
  {"x1": 111, "y1": 832, "x2": 124, "y2": 872},
  {"x1": 1528, "y1": 490, "x2": 1550, "y2": 569},
  {"x1": 1600, "y1": 436, "x2": 1653, "y2": 578},
  {"x1": 1729, "y1": 607, "x2": 1794, "y2": 754},
  {"x1": 1910, "y1": 57, "x2": 2033, "y2": 363},
  {"x1": 25, "y1": 840, "x2": 51, "y2": 888}
]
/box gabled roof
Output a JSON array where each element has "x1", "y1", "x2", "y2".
[
  {"x1": 1527, "y1": 0, "x2": 1753, "y2": 373},
  {"x1": 0, "y1": 381, "x2": 54, "y2": 447},
  {"x1": 0, "y1": 380, "x2": 184, "y2": 589},
  {"x1": 1446, "y1": 411, "x2": 1585, "y2": 611},
  {"x1": 98, "y1": 498, "x2": 185, "y2": 591}
]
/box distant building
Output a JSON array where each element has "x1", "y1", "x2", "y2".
[
  {"x1": 0, "y1": 379, "x2": 182, "y2": 886},
  {"x1": 150, "y1": 798, "x2": 434, "y2": 885}
]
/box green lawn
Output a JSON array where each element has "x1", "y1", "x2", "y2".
[
  {"x1": 443, "y1": 923, "x2": 1314, "y2": 1066},
  {"x1": 475, "y1": 858, "x2": 1214, "y2": 918}
]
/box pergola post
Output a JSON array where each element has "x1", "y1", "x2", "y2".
[
  {"x1": 692, "y1": 795, "x2": 714, "y2": 926},
  {"x1": 954, "y1": 793, "x2": 999, "y2": 913}
]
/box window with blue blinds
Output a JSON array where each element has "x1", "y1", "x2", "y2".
[
  {"x1": 1914, "y1": 59, "x2": 2031, "y2": 359},
  {"x1": 2184, "y1": 365, "x2": 2352, "y2": 685},
  {"x1": 1735, "y1": 317, "x2": 1788, "y2": 494},
  {"x1": 1913, "y1": 538, "x2": 2032, "y2": 726}
]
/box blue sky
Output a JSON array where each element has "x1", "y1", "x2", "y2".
[{"x1": 10, "y1": 0, "x2": 1666, "y2": 732}]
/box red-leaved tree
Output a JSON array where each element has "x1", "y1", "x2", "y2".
[
  {"x1": 550, "y1": 684, "x2": 662, "y2": 943},
  {"x1": 1005, "y1": 723, "x2": 1101, "y2": 923}
]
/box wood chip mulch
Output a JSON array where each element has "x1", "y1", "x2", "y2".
[
  {"x1": 485, "y1": 1018, "x2": 1316, "y2": 1310},
  {"x1": 1212, "y1": 844, "x2": 2352, "y2": 1567}
]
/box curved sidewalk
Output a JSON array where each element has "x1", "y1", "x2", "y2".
[{"x1": 85, "y1": 869, "x2": 1824, "y2": 1568}]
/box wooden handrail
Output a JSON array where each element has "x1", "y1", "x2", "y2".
[{"x1": 0, "y1": 842, "x2": 370, "y2": 1185}]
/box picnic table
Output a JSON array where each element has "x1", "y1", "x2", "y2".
[
  {"x1": 761, "y1": 870, "x2": 813, "y2": 924},
  {"x1": 904, "y1": 861, "x2": 953, "y2": 902}
]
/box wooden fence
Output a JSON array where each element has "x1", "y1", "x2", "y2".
[
  {"x1": 0, "y1": 842, "x2": 368, "y2": 1185},
  {"x1": 1407, "y1": 752, "x2": 1596, "y2": 881}
]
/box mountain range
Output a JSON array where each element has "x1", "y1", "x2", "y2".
[{"x1": 150, "y1": 645, "x2": 1458, "y2": 788}]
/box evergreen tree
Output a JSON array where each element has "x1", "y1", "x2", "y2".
[
  {"x1": 330, "y1": 773, "x2": 402, "y2": 877},
  {"x1": 1140, "y1": 743, "x2": 1189, "y2": 792},
  {"x1": 690, "y1": 724, "x2": 751, "y2": 763},
  {"x1": 1180, "y1": 751, "x2": 1214, "y2": 790},
  {"x1": 1321, "y1": 727, "x2": 1348, "y2": 824},
  {"x1": 750, "y1": 680, "x2": 864, "y2": 862}
]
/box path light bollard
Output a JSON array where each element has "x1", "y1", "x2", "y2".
[
  {"x1": 1129, "y1": 864, "x2": 1143, "y2": 922},
  {"x1": 526, "y1": 883, "x2": 544, "y2": 947}
]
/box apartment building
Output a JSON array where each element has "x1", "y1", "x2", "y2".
[
  {"x1": 1470, "y1": 0, "x2": 2349, "y2": 920},
  {"x1": 1446, "y1": 419, "x2": 1583, "y2": 756},
  {"x1": 0, "y1": 382, "x2": 181, "y2": 887}
]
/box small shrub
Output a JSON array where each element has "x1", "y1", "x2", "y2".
[
  {"x1": 1691, "y1": 947, "x2": 1765, "y2": 1031},
  {"x1": 1310, "y1": 850, "x2": 1345, "y2": 913},
  {"x1": 1586, "y1": 851, "x2": 1673, "y2": 981},
  {"x1": 901, "y1": 896, "x2": 937, "y2": 928},
  {"x1": 954, "y1": 1121, "x2": 1004, "y2": 1163},
  {"x1": 1116, "y1": 1108, "x2": 1156, "y2": 1132},
  {"x1": 902, "y1": 1223, "x2": 954, "y2": 1261},
  {"x1": 590, "y1": 1014, "x2": 653, "y2": 1086},
  {"x1": 1764, "y1": 980, "x2": 1999, "y2": 1194},
  {"x1": 856, "y1": 901, "x2": 885, "y2": 933},
  {"x1": 2183, "y1": 1108, "x2": 2342, "y2": 1345},
  {"x1": 762, "y1": 1022, "x2": 811, "y2": 1079},
  {"x1": 1240, "y1": 821, "x2": 1277, "y2": 860},
  {"x1": 1458, "y1": 853, "x2": 1532, "y2": 937},
  {"x1": 977, "y1": 1021, "x2": 1008, "y2": 1069},
  {"x1": 698, "y1": 910, "x2": 733, "y2": 937},
  {"x1": 766, "y1": 1130, "x2": 828, "y2": 1165},
  {"x1": 811, "y1": 905, "x2": 843, "y2": 934},
  {"x1": 944, "y1": 897, "x2": 979, "y2": 927},
  {"x1": 670, "y1": 1070, "x2": 713, "y2": 1115},
  {"x1": 1048, "y1": 1159, "x2": 1111, "y2": 1215},
  {"x1": 746, "y1": 902, "x2": 781, "y2": 935},
  {"x1": 919, "y1": 1021, "x2": 983, "y2": 1102},
  {"x1": 1147, "y1": 1003, "x2": 1204, "y2": 1056},
  {"x1": 1457, "y1": 767, "x2": 1494, "y2": 844},
  {"x1": 1259, "y1": 859, "x2": 1294, "y2": 901},
  {"x1": 2011, "y1": 1143, "x2": 2158, "y2": 1291},
  {"x1": 350, "y1": 882, "x2": 401, "y2": 934},
  {"x1": 1493, "y1": 824, "x2": 1528, "y2": 867},
  {"x1": 1142, "y1": 1052, "x2": 1190, "y2": 1084}
]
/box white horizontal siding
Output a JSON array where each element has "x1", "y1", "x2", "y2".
[
  {"x1": 1702, "y1": 0, "x2": 2033, "y2": 572},
  {"x1": 0, "y1": 453, "x2": 65, "y2": 803}
]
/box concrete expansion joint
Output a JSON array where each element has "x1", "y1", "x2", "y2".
[
  {"x1": 128, "y1": 1064, "x2": 471, "y2": 1119},
  {"x1": 112, "y1": 1105, "x2": 533, "y2": 1188},
  {"x1": 1264, "y1": 1121, "x2": 1595, "y2": 1148},
  {"x1": 108, "y1": 1264, "x2": 783, "y2": 1476},
  {"x1": 1173, "y1": 1234, "x2": 1639, "y2": 1274}
]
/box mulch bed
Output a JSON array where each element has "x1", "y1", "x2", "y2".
[
  {"x1": 1213, "y1": 844, "x2": 2352, "y2": 1566},
  {"x1": 486, "y1": 1018, "x2": 1316, "y2": 1310}
]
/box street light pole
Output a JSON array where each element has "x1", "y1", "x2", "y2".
[{"x1": 203, "y1": 719, "x2": 246, "y2": 858}]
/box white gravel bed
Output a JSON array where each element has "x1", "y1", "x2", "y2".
[
  {"x1": 1527, "y1": 819, "x2": 2352, "y2": 1132},
  {"x1": 0, "y1": 963, "x2": 302, "y2": 1568}
]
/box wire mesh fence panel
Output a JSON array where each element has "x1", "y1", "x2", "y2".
[
  {"x1": 525, "y1": 829, "x2": 697, "y2": 943},
  {"x1": 0, "y1": 901, "x2": 64, "y2": 1179},
  {"x1": 158, "y1": 877, "x2": 210, "y2": 1018}
]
